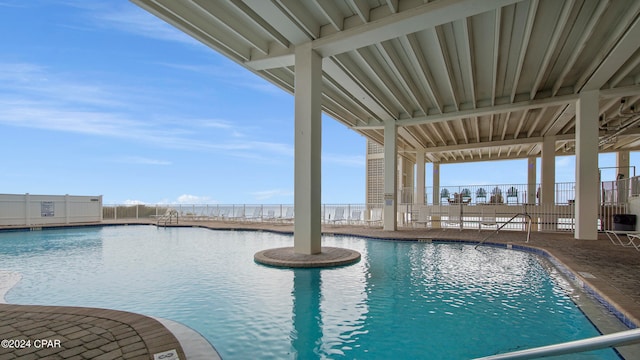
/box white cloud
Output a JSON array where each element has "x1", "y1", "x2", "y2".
[
  {"x1": 251, "y1": 189, "x2": 294, "y2": 201},
  {"x1": 176, "y1": 194, "x2": 215, "y2": 204}
]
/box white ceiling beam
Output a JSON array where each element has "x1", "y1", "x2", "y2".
[
  {"x1": 354, "y1": 47, "x2": 412, "y2": 117},
  {"x1": 404, "y1": 33, "x2": 444, "y2": 113},
  {"x1": 529, "y1": 0, "x2": 574, "y2": 99},
  {"x1": 312, "y1": 0, "x2": 525, "y2": 58},
  {"x1": 510, "y1": 0, "x2": 538, "y2": 103},
  {"x1": 434, "y1": 27, "x2": 460, "y2": 111},
  {"x1": 191, "y1": 0, "x2": 269, "y2": 55},
  {"x1": 227, "y1": 0, "x2": 289, "y2": 48},
  {"x1": 275, "y1": 0, "x2": 321, "y2": 39},
  {"x1": 424, "y1": 133, "x2": 575, "y2": 153},
  {"x1": 354, "y1": 92, "x2": 579, "y2": 129},
  {"x1": 551, "y1": 0, "x2": 609, "y2": 96},
  {"x1": 491, "y1": 7, "x2": 501, "y2": 106},
  {"x1": 462, "y1": 18, "x2": 476, "y2": 107},
  {"x1": 582, "y1": 11, "x2": 640, "y2": 91},
  {"x1": 349, "y1": 0, "x2": 370, "y2": 23},
  {"x1": 378, "y1": 41, "x2": 430, "y2": 115},
  {"x1": 314, "y1": 0, "x2": 344, "y2": 31}
]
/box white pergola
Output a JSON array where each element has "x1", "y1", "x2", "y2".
[{"x1": 133, "y1": 0, "x2": 640, "y2": 250}]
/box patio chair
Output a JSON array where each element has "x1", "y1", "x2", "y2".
[
  {"x1": 366, "y1": 208, "x2": 383, "y2": 227},
  {"x1": 413, "y1": 206, "x2": 431, "y2": 228},
  {"x1": 476, "y1": 188, "x2": 487, "y2": 203},
  {"x1": 604, "y1": 230, "x2": 640, "y2": 248},
  {"x1": 440, "y1": 188, "x2": 450, "y2": 204},
  {"x1": 280, "y1": 207, "x2": 294, "y2": 223},
  {"x1": 349, "y1": 210, "x2": 362, "y2": 225},
  {"x1": 445, "y1": 206, "x2": 462, "y2": 230},
  {"x1": 244, "y1": 207, "x2": 262, "y2": 222},
  {"x1": 479, "y1": 206, "x2": 498, "y2": 231},
  {"x1": 227, "y1": 206, "x2": 245, "y2": 222},
  {"x1": 506, "y1": 186, "x2": 518, "y2": 204},
  {"x1": 624, "y1": 233, "x2": 640, "y2": 251},
  {"x1": 329, "y1": 207, "x2": 346, "y2": 225}
]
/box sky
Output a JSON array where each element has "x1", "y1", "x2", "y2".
[{"x1": 0, "y1": 1, "x2": 638, "y2": 205}]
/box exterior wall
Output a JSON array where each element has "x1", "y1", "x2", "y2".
[{"x1": 0, "y1": 194, "x2": 102, "y2": 226}]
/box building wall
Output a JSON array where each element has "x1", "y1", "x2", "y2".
[{"x1": 0, "y1": 194, "x2": 102, "y2": 226}]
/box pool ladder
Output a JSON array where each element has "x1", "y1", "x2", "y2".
[
  {"x1": 157, "y1": 209, "x2": 179, "y2": 226},
  {"x1": 474, "y1": 213, "x2": 532, "y2": 249}
]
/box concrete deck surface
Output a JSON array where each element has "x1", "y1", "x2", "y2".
[{"x1": 0, "y1": 220, "x2": 639, "y2": 359}]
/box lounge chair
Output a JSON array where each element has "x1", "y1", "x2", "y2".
[
  {"x1": 329, "y1": 207, "x2": 346, "y2": 225},
  {"x1": 413, "y1": 206, "x2": 431, "y2": 228},
  {"x1": 280, "y1": 207, "x2": 294, "y2": 223},
  {"x1": 624, "y1": 233, "x2": 640, "y2": 251},
  {"x1": 227, "y1": 206, "x2": 245, "y2": 222},
  {"x1": 348, "y1": 210, "x2": 362, "y2": 225},
  {"x1": 445, "y1": 206, "x2": 462, "y2": 230},
  {"x1": 366, "y1": 208, "x2": 383, "y2": 227},
  {"x1": 479, "y1": 206, "x2": 498, "y2": 231},
  {"x1": 604, "y1": 230, "x2": 640, "y2": 249},
  {"x1": 244, "y1": 207, "x2": 262, "y2": 222}
]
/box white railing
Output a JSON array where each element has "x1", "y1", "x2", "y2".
[
  {"x1": 103, "y1": 177, "x2": 640, "y2": 233},
  {"x1": 402, "y1": 182, "x2": 577, "y2": 206},
  {"x1": 474, "y1": 328, "x2": 640, "y2": 360}
]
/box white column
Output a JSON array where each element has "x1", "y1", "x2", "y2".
[
  {"x1": 617, "y1": 151, "x2": 630, "y2": 179},
  {"x1": 541, "y1": 136, "x2": 556, "y2": 230},
  {"x1": 527, "y1": 157, "x2": 537, "y2": 204},
  {"x1": 416, "y1": 149, "x2": 426, "y2": 205},
  {"x1": 575, "y1": 90, "x2": 600, "y2": 240},
  {"x1": 432, "y1": 163, "x2": 441, "y2": 228},
  {"x1": 294, "y1": 42, "x2": 322, "y2": 254},
  {"x1": 383, "y1": 120, "x2": 397, "y2": 231}
]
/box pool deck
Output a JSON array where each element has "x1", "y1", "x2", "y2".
[{"x1": 1, "y1": 220, "x2": 640, "y2": 359}]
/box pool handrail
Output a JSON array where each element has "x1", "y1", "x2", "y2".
[
  {"x1": 475, "y1": 212, "x2": 532, "y2": 249},
  {"x1": 473, "y1": 328, "x2": 640, "y2": 359}
]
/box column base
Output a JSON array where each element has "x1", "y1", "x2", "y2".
[{"x1": 254, "y1": 246, "x2": 361, "y2": 268}]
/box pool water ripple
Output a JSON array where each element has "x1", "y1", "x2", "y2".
[{"x1": 0, "y1": 226, "x2": 622, "y2": 359}]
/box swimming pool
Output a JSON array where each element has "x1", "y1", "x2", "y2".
[{"x1": 0, "y1": 225, "x2": 622, "y2": 359}]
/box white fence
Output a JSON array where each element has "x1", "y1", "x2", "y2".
[
  {"x1": 0, "y1": 194, "x2": 103, "y2": 226},
  {"x1": 103, "y1": 177, "x2": 640, "y2": 233}
]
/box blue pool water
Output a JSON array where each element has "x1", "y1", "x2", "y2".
[{"x1": 0, "y1": 225, "x2": 621, "y2": 359}]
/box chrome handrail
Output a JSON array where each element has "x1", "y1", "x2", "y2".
[
  {"x1": 474, "y1": 328, "x2": 640, "y2": 359},
  {"x1": 475, "y1": 212, "x2": 532, "y2": 249}
]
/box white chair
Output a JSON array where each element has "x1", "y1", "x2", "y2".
[
  {"x1": 349, "y1": 210, "x2": 362, "y2": 225},
  {"x1": 479, "y1": 206, "x2": 498, "y2": 231},
  {"x1": 446, "y1": 206, "x2": 462, "y2": 230},
  {"x1": 366, "y1": 208, "x2": 383, "y2": 227},
  {"x1": 413, "y1": 206, "x2": 431, "y2": 228},
  {"x1": 329, "y1": 207, "x2": 346, "y2": 225}
]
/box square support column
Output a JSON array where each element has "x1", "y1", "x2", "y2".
[
  {"x1": 575, "y1": 90, "x2": 600, "y2": 240},
  {"x1": 383, "y1": 120, "x2": 397, "y2": 231},
  {"x1": 527, "y1": 156, "x2": 537, "y2": 204},
  {"x1": 432, "y1": 163, "x2": 441, "y2": 228},
  {"x1": 415, "y1": 149, "x2": 426, "y2": 205},
  {"x1": 294, "y1": 42, "x2": 322, "y2": 254},
  {"x1": 541, "y1": 136, "x2": 556, "y2": 231}
]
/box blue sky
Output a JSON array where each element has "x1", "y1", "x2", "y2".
[{"x1": 0, "y1": 1, "x2": 637, "y2": 205}]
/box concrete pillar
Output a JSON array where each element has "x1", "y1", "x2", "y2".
[
  {"x1": 541, "y1": 137, "x2": 556, "y2": 230},
  {"x1": 575, "y1": 90, "x2": 600, "y2": 240},
  {"x1": 383, "y1": 120, "x2": 397, "y2": 231},
  {"x1": 617, "y1": 151, "x2": 630, "y2": 179},
  {"x1": 416, "y1": 150, "x2": 426, "y2": 205},
  {"x1": 432, "y1": 162, "x2": 441, "y2": 228},
  {"x1": 527, "y1": 157, "x2": 537, "y2": 204},
  {"x1": 294, "y1": 42, "x2": 322, "y2": 254}
]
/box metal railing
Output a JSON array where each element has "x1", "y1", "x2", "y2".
[
  {"x1": 475, "y1": 213, "x2": 532, "y2": 249},
  {"x1": 474, "y1": 328, "x2": 640, "y2": 359}
]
